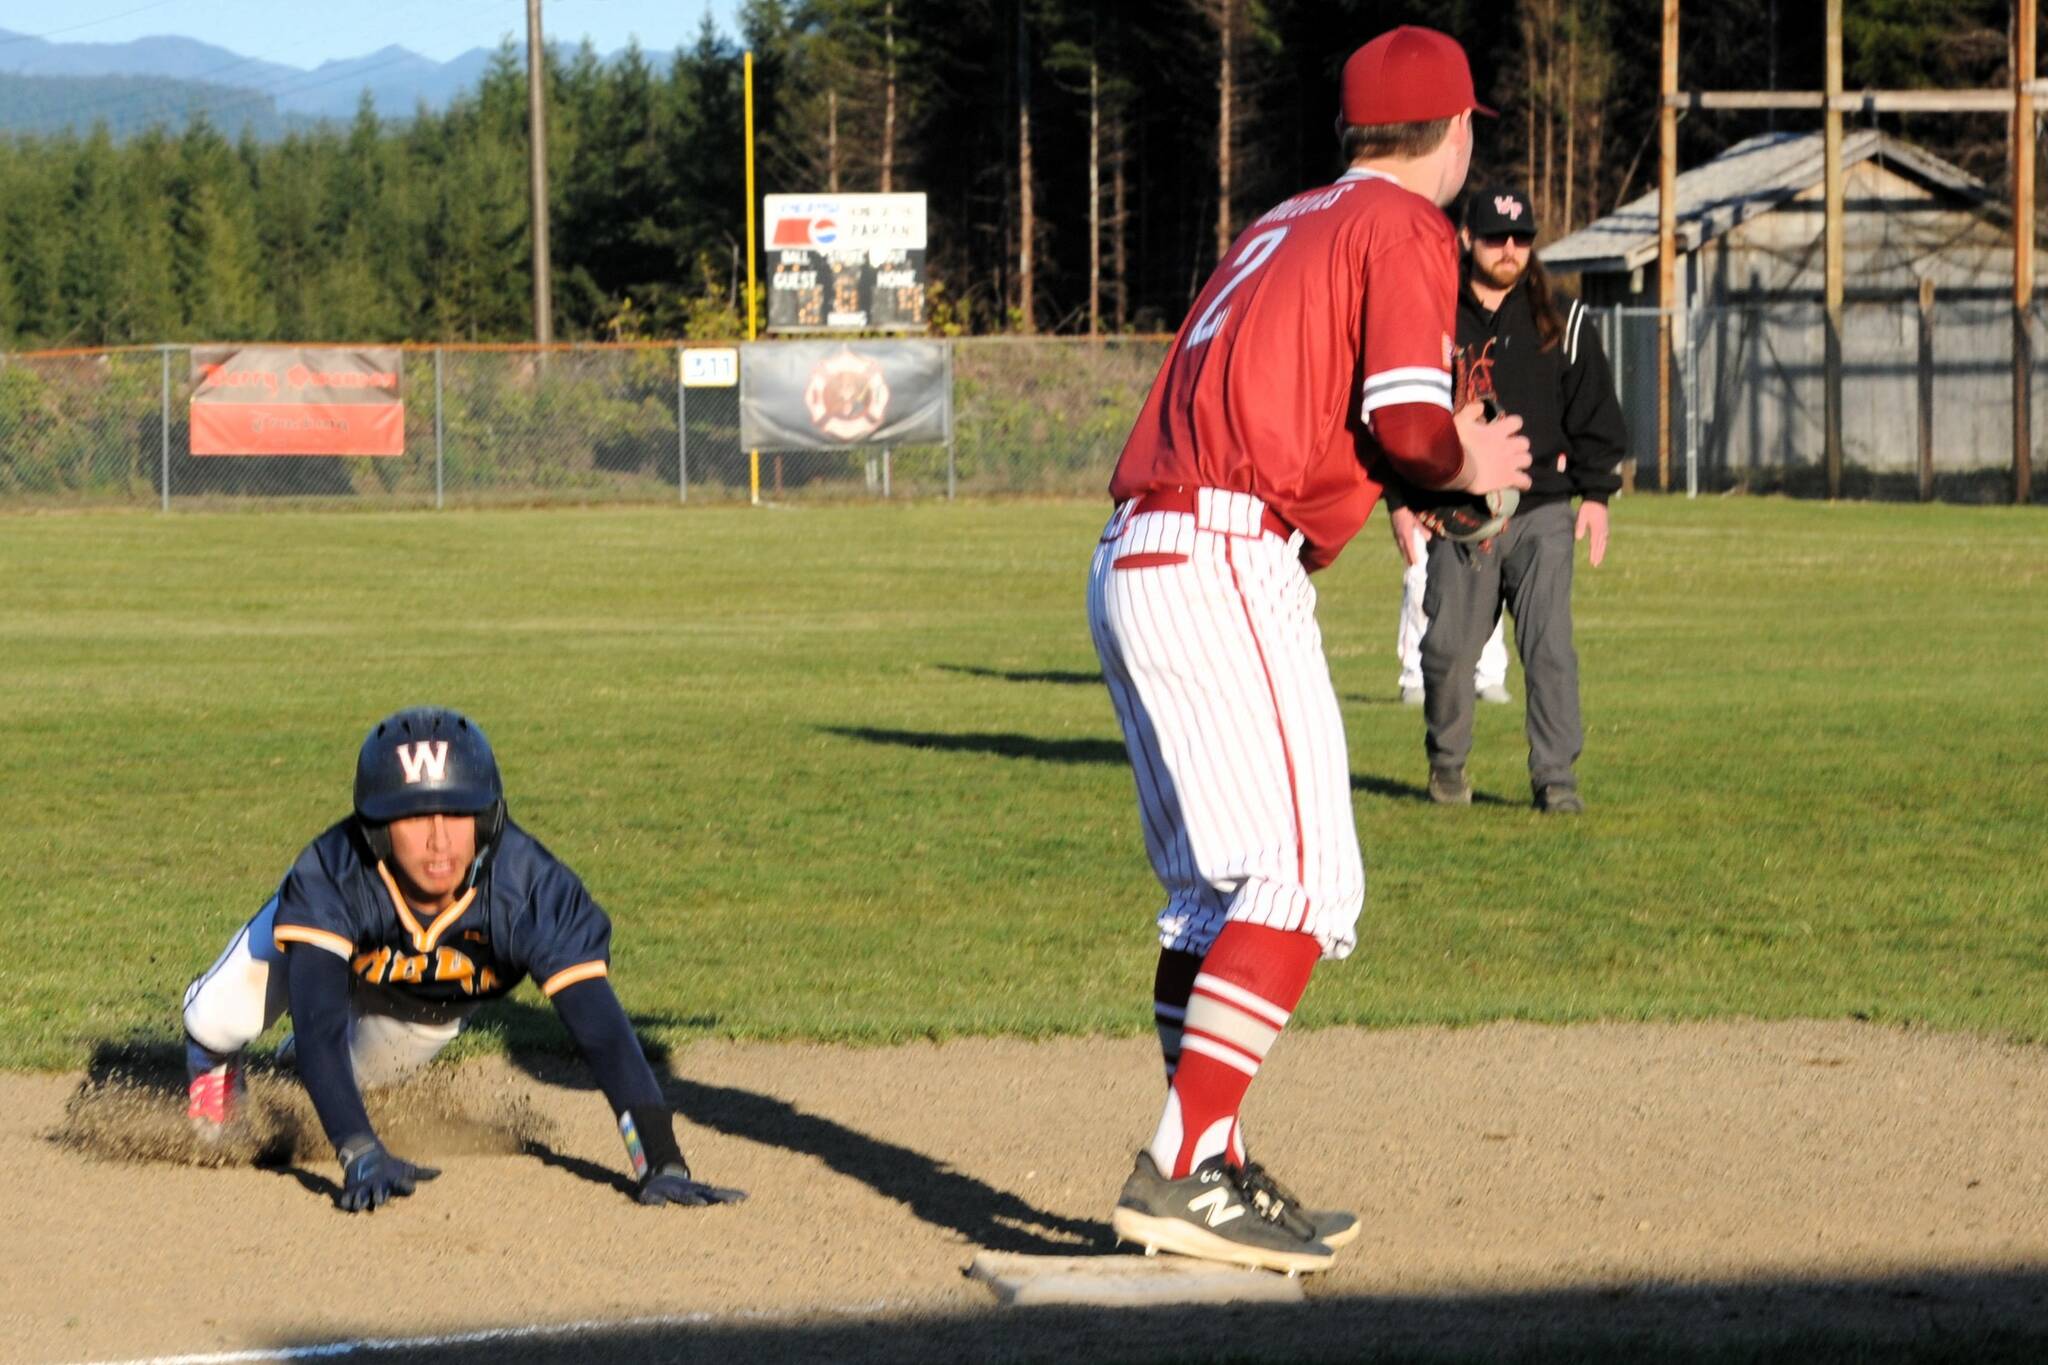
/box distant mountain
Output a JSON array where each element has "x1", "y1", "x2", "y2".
[
  {"x1": 284, "y1": 45, "x2": 500, "y2": 121},
  {"x1": 0, "y1": 72, "x2": 308, "y2": 141},
  {"x1": 0, "y1": 29, "x2": 303, "y2": 87},
  {"x1": 0, "y1": 29, "x2": 661, "y2": 138}
]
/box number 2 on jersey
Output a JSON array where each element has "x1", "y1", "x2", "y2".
[{"x1": 1184, "y1": 227, "x2": 1289, "y2": 350}]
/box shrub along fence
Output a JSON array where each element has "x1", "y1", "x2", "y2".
[{"x1": 0, "y1": 338, "x2": 1170, "y2": 509}]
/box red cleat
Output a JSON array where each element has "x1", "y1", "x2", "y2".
[{"x1": 187, "y1": 1062, "x2": 240, "y2": 1138}]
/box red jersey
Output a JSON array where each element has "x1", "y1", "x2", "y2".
[{"x1": 1110, "y1": 170, "x2": 1459, "y2": 569}]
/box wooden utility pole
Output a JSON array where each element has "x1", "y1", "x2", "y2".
[
  {"x1": 1823, "y1": 0, "x2": 1844, "y2": 499},
  {"x1": 1657, "y1": 0, "x2": 1677, "y2": 492},
  {"x1": 525, "y1": 0, "x2": 553, "y2": 346},
  {"x1": 2015, "y1": 0, "x2": 2036, "y2": 505},
  {"x1": 1919, "y1": 276, "x2": 1937, "y2": 501}
]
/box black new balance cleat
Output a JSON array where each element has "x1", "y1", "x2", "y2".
[
  {"x1": 1111, "y1": 1152, "x2": 1335, "y2": 1275},
  {"x1": 1238, "y1": 1158, "x2": 1360, "y2": 1251}
]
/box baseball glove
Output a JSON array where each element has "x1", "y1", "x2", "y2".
[{"x1": 1409, "y1": 486, "x2": 1519, "y2": 544}]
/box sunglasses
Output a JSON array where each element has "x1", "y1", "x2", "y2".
[{"x1": 1476, "y1": 231, "x2": 1535, "y2": 249}]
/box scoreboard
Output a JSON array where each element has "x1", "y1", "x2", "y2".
[
  {"x1": 764, "y1": 194, "x2": 928, "y2": 333},
  {"x1": 769, "y1": 248, "x2": 925, "y2": 331}
]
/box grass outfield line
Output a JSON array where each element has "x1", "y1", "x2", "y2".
[{"x1": 1, "y1": 497, "x2": 2042, "y2": 1070}]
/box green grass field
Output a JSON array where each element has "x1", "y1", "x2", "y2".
[{"x1": 2, "y1": 497, "x2": 2043, "y2": 1070}]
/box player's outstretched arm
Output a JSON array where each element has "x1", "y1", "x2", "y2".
[
  {"x1": 283, "y1": 944, "x2": 440, "y2": 1212},
  {"x1": 551, "y1": 977, "x2": 748, "y2": 1207}
]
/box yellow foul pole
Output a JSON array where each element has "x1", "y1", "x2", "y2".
[{"x1": 745, "y1": 50, "x2": 762, "y2": 506}]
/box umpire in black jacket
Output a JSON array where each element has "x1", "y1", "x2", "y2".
[{"x1": 1402, "y1": 186, "x2": 1627, "y2": 813}]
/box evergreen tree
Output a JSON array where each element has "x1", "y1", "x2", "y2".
[
  {"x1": 170, "y1": 119, "x2": 275, "y2": 338},
  {"x1": 254, "y1": 129, "x2": 331, "y2": 338},
  {"x1": 111, "y1": 129, "x2": 179, "y2": 342},
  {"x1": 667, "y1": 15, "x2": 751, "y2": 326},
  {"x1": 60, "y1": 126, "x2": 126, "y2": 344},
  {"x1": 426, "y1": 80, "x2": 530, "y2": 340},
  {"x1": 0, "y1": 2, "x2": 2012, "y2": 347},
  {"x1": 4, "y1": 138, "x2": 71, "y2": 343}
]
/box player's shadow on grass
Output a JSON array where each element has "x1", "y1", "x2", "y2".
[
  {"x1": 1344, "y1": 691, "x2": 1427, "y2": 707},
  {"x1": 824, "y1": 725, "x2": 1128, "y2": 766},
  {"x1": 479, "y1": 999, "x2": 1113, "y2": 1256},
  {"x1": 1351, "y1": 772, "x2": 1520, "y2": 806},
  {"x1": 933, "y1": 663, "x2": 1103, "y2": 686},
  {"x1": 829, "y1": 724, "x2": 1517, "y2": 806}
]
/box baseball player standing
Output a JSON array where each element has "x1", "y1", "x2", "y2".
[
  {"x1": 1393, "y1": 518, "x2": 1511, "y2": 705},
  {"x1": 1415, "y1": 186, "x2": 1627, "y2": 812},
  {"x1": 181, "y1": 706, "x2": 746, "y2": 1213},
  {"x1": 1089, "y1": 27, "x2": 1530, "y2": 1274}
]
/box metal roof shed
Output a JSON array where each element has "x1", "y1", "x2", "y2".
[{"x1": 1540, "y1": 130, "x2": 2031, "y2": 497}]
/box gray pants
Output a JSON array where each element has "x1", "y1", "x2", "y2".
[{"x1": 1420, "y1": 497, "x2": 1583, "y2": 793}]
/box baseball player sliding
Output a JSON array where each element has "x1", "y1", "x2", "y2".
[
  {"x1": 1089, "y1": 26, "x2": 1529, "y2": 1274},
  {"x1": 181, "y1": 706, "x2": 745, "y2": 1213}
]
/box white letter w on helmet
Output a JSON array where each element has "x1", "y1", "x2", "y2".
[{"x1": 396, "y1": 740, "x2": 450, "y2": 784}]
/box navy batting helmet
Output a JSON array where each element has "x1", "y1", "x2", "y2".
[{"x1": 353, "y1": 706, "x2": 506, "y2": 872}]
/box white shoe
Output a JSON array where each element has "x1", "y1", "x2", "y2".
[
  {"x1": 1477, "y1": 683, "x2": 1512, "y2": 703},
  {"x1": 1399, "y1": 685, "x2": 1424, "y2": 706}
]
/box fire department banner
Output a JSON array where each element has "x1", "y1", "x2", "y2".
[
  {"x1": 739, "y1": 341, "x2": 950, "y2": 451},
  {"x1": 189, "y1": 347, "x2": 405, "y2": 456}
]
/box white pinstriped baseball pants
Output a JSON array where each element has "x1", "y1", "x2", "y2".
[{"x1": 1088, "y1": 489, "x2": 1365, "y2": 960}]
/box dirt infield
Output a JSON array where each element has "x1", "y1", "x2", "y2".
[{"x1": 11, "y1": 1020, "x2": 2048, "y2": 1364}]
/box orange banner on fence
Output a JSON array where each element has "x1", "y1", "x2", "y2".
[
  {"x1": 189, "y1": 402, "x2": 406, "y2": 457},
  {"x1": 189, "y1": 347, "x2": 404, "y2": 456}
]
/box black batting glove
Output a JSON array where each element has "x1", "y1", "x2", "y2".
[
  {"x1": 638, "y1": 1162, "x2": 749, "y2": 1207},
  {"x1": 619, "y1": 1104, "x2": 746, "y2": 1207},
  {"x1": 336, "y1": 1137, "x2": 440, "y2": 1213}
]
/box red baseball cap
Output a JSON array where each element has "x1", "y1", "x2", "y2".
[{"x1": 1340, "y1": 26, "x2": 1496, "y2": 126}]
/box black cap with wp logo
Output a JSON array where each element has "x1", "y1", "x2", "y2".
[{"x1": 1464, "y1": 186, "x2": 1537, "y2": 238}]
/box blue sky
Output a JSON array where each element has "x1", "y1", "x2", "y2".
[{"x1": 6, "y1": 0, "x2": 744, "y2": 66}]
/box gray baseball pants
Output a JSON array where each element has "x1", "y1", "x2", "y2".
[{"x1": 1420, "y1": 497, "x2": 1583, "y2": 794}]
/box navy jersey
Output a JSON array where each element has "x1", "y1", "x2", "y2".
[{"x1": 271, "y1": 818, "x2": 611, "y2": 1003}]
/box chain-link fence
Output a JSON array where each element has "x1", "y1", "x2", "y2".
[
  {"x1": 0, "y1": 321, "x2": 2040, "y2": 508},
  {"x1": 0, "y1": 339, "x2": 1175, "y2": 510},
  {"x1": 1593, "y1": 301, "x2": 2046, "y2": 502},
  {"x1": 0, "y1": 345, "x2": 742, "y2": 509}
]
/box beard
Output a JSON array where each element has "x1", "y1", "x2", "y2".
[{"x1": 1474, "y1": 254, "x2": 1526, "y2": 292}]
